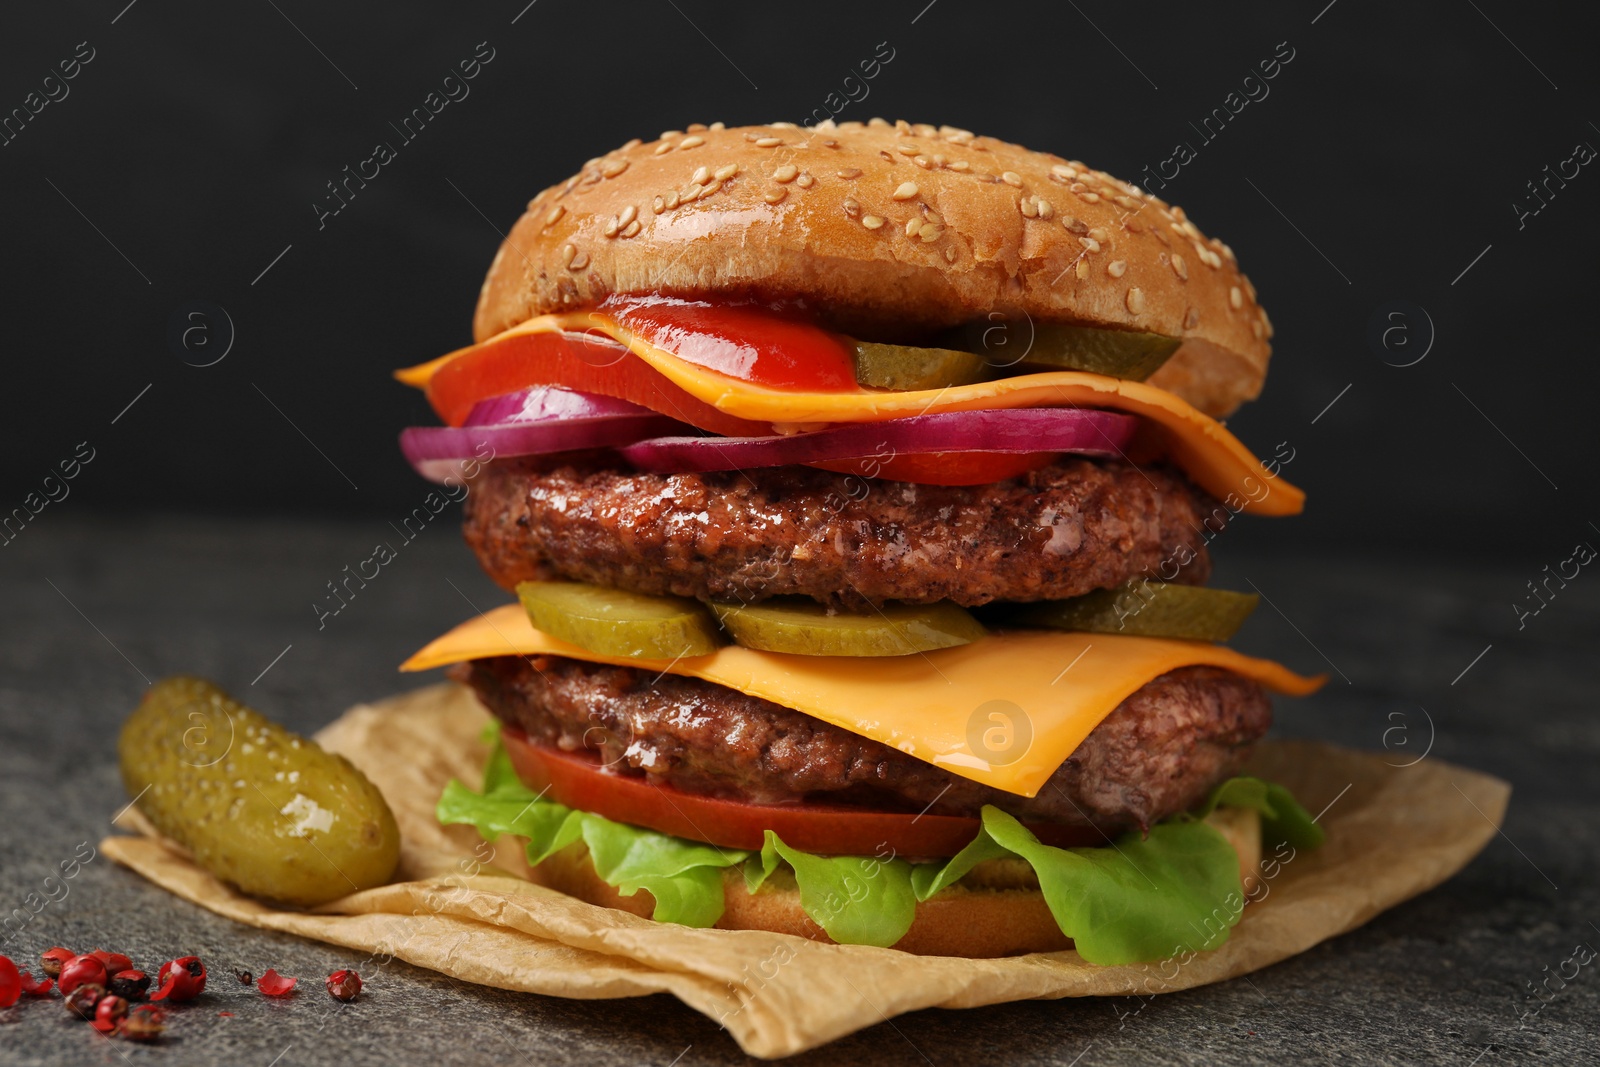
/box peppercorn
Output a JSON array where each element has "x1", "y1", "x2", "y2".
[
  {"x1": 152, "y1": 956, "x2": 206, "y2": 1002},
  {"x1": 325, "y1": 969, "x2": 362, "y2": 1002},
  {"x1": 233, "y1": 967, "x2": 253, "y2": 985},
  {"x1": 57, "y1": 954, "x2": 109, "y2": 996},
  {"x1": 120, "y1": 1004, "x2": 167, "y2": 1043},
  {"x1": 39, "y1": 947, "x2": 74, "y2": 979},
  {"x1": 88, "y1": 949, "x2": 134, "y2": 975},
  {"x1": 92, "y1": 995, "x2": 129, "y2": 1034},
  {"x1": 64, "y1": 982, "x2": 105, "y2": 1020},
  {"x1": 108, "y1": 969, "x2": 151, "y2": 1001}
]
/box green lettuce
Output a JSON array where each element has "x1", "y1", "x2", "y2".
[{"x1": 437, "y1": 737, "x2": 1321, "y2": 964}]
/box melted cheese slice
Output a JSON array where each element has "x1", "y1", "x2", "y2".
[
  {"x1": 397, "y1": 313, "x2": 1305, "y2": 517},
  {"x1": 403, "y1": 604, "x2": 1325, "y2": 798}
]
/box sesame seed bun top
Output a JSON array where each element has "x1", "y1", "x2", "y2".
[{"x1": 474, "y1": 119, "x2": 1275, "y2": 418}]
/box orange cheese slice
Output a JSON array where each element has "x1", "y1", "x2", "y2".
[
  {"x1": 403, "y1": 604, "x2": 1325, "y2": 798},
  {"x1": 397, "y1": 313, "x2": 1305, "y2": 517}
]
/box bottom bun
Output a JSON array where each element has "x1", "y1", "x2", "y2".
[{"x1": 528, "y1": 807, "x2": 1262, "y2": 958}]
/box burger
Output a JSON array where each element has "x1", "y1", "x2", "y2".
[{"x1": 397, "y1": 118, "x2": 1325, "y2": 963}]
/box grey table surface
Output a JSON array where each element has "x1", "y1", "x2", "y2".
[{"x1": 1, "y1": 514, "x2": 1595, "y2": 1065}]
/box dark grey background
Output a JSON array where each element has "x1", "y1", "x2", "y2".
[{"x1": 2, "y1": 1, "x2": 1598, "y2": 1065}]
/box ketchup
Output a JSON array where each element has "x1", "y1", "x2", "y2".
[{"x1": 600, "y1": 294, "x2": 859, "y2": 392}]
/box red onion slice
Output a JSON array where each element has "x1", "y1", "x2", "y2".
[
  {"x1": 463, "y1": 384, "x2": 656, "y2": 426},
  {"x1": 401, "y1": 414, "x2": 683, "y2": 483},
  {"x1": 620, "y1": 407, "x2": 1137, "y2": 474}
]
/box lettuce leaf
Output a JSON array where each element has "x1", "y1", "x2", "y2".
[
  {"x1": 1197, "y1": 775, "x2": 1325, "y2": 851},
  {"x1": 436, "y1": 739, "x2": 747, "y2": 928},
  {"x1": 437, "y1": 739, "x2": 1319, "y2": 962}
]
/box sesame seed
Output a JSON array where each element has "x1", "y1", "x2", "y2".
[
  {"x1": 1080, "y1": 192, "x2": 1101, "y2": 204},
  {"x1": 712, "y1": 164, "x2": 737, "y2": 181},
  {"x1": 1088, "y1": 228, "x2": 1109, "y2": 243},
  {"x1": 795, "y1": 172, "x2": 815, "y2": 188},
  {"x1": 1036, "y1": 199, "x2": 1053, "y2": 219},
  {"x1": 652, "y1": 196, "x2": 665, "y2": 214},
  {"x1": 1123, "y1": 219, "x2": 1143, "y2": 234},
  {"x1": 1051, "y1": 163, "x2": 1074, "y2": 179},
  {"x1": 862, "y1": 214, "x2": 885, "y2": 229},
  {"x1": 763, "y1": 187, "x2": 787, "y2": 204},
  {"x1": 601, "y1": 159, "x2": 629, "y2": 178},
  {"x1": 843, "y1": 197, "x2": 861, "y2": 217},
  {"x1": 1020, "y1": 197, "x2": 1038, "y2": 219},
  {"x1": 682, "y1": 184, "x2": 703, "y2": 202},
  {"x1": 1126, "y1": 287, "x2": 1146, "y2": 314},
  {"x1": 701, "y1": 179, "x2": 723, "y2": 197},
  {"x1": 892, "y1": 181, "x2": 919, "y2": 201},
  {"x1": 905, "y1": 217, "x2": 921, "y2": 237},
  {"x1": 895, "y1": 119, "x2": 912, "y2": 133},
  {"x1": 545, "y1": 205, "x2": 566, "y2": 226},
  {"x1": 561, "y1": 243, "x2": 576, "y2": 266},
  {"x1": 654, "y1": 143, "x2": 674, "y2": 155},
  {"x1": 603, "y1": 217, "x2": 620, "y2": 238},
  {"x1": 1115, "y1": 195, "x2": 1143, "y2": 211},
  {"x1": 948, "y1": 160, "x2": 970, "y2": 172},
  {"x1": 755, "y1": 137, "x2": 783, "y2": 147},
  {"x1": 925, "y1": 210, "x2": 944, "y2": 225},
  {"x1": 680, "y1": 135, "x2": 705, "y2": 149},
  {"x1": 568, "y1": 250, "x2": 589, "y2": 271},
  {"x1": 622, "y1": 138, "x2": 642, "y2": 150},
  {"x1": 944, "y1": 246, "x2": 958, "y2": 262},
  {"x1": 879, "y1": 150, "x2": 896, "y2": 163},
  {"x1": 914, "y1": 123, "x2": 937, "y2": 137},
  {"x1": 666, "y1": 192, "x2": 680, "y2": 209},
  {"x1": 686, "y1": 123, "x2": 707, "y2": 133},
  {"x1": 919, "y1": 223, "x2": 942, "y2": 241},
  {"x1": 1230, "y1": 286, "x2": 1243, "y2": 309},
  {"x1": 1078, "y1": 236, "x2": 1101, "y2": 253},
  {"x1": 1252, "y1": 319, "x2": 1265, "y2": 340},
  {"x1": 620, "y1": 220, "x2": 641, "y2": 238},
  {"x1": 837, "y1": 168, "x2": 863, "y2": 179},
  {"x1": 896, "y1": 144, "x2": 920, "y2": 156},
  {"x1": 1106, "y1": 260, "x2": 1127, "y2": 278},
  {"x1": 709, "y1": 121, "x2": 725, "y2": 131},
  {"x1": 914, "y1": 156, "x2": 934, "y2": 169},
  {"x1": 773, "y1": 164, "x2": 798, "y2": 183},
  {"x1": 1171, "y1": 254, "x2": 1188, "y2": 281},
  {"x1": 820, "y1": 138, "x2": 840, "y2": 148},
  {"x1": 771, "y1": 121, "x2": 799, "y2": 129},
  {"x1": 1001, "y1": 171, "x2": 1023, "y2": 187},
  {"x1": 691, "y1": 166, "x2": 710, "y2": 186},
  {"x1": 660, "y1": 130, "x2": 681, "y2": 140},
  {"x1": 1069, "y1": 182, "x2": 1087, "y2": 194},
  {"x1": 1062, "y1": 216, "x2": 1089, "y2": 236},
  {"x1": 1184, "y1": 307, "x2": 1201, "y2": 329},
  {"x1": 618, "y1": 204, "x2": 637, "y2": 227}
]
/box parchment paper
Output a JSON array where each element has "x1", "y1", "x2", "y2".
[{"x1": 102, "y1": 682, "x2": 1509, "y2": 1058}]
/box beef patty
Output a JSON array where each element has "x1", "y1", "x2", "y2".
[
  {"x1": 457, "y1": 654, "x2": 1271, "y2": 838},
  {"x1": 464, "y1": 455, "x2": 1218, "y2": 610}
]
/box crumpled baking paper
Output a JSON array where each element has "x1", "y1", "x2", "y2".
[{"x1": 103, "y1": 682, "x2": 1509, "y2": 1058}]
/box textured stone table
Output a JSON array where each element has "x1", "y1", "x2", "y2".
[{"x1": 1, "y1": 516, "x2": 1595, "y2": 1065}]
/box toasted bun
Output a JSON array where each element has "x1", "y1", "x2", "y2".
[
  {"x1": 474, "y1": 120, "x2": 1274, "y2": 418},
  {"x1": 528, "y1": 807, "x2": 1261, "y2": 958}
]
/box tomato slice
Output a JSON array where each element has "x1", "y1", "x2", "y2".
[
  {"x1": 501, "y1": 727, "x2": 1100, "y2": 857},
  {"x1": 425, "y1": 329, "x2": 772, "y2": 437},
  {"x1": 601, "y1": 294, "x2": 859, "y2": 392}
]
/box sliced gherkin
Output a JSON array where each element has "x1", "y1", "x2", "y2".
[
  {"x1": 1016, "y1": 582, "x2": 1259, "y2": 641},
  {"x1": 118, "y1": 677, "x2": 400, "y2": 907},
  {"x1": 517, "y1": 580, "x2": 723, "y2": 659},
  {"x1": 709, "y1": 597, "x2": 986, "y2": 657},
  {"x1": 851, "y1": 340, "x2": 991, "y2": 391},
  {"x1": 946, "y1": 320, "x2": 1182, "y2": 380}
]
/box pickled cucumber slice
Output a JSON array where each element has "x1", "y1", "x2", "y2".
[
  {"x1": 517, "y1": 580, "x2": 723, "y2": 659},
  {"x1": 947, "y1": 321, "x2": 1181, "y2": 380},
  {"x1": 709, "y1": 597, "x2": 986, "y2": 656},
  {"x1": 1017, "y1": 581, "x2": 1259, "y2": 641},
  {"x1": 118, "y1": 677, "x2": 400, "y2": 907},
  {"x1": 851, "y1": 340, "x2": 991, "y2": 391}
]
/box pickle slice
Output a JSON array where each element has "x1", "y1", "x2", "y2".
[
  {"x1": 517, "y1": 580, "x2": 723, "y2": 659},
  {"x1": 119, "y1": 677, "x2": 400, "y2": 906},
  {"x1": 709, "y1": 597, "x2": 986, "y2": 656},
  {"x1": 851, "y1": 340, "x2": 991, "y2": 391},
  {"x1": 1016, "y1": 581, "x2": 1259, "y2": 641},
  {"x1": 946, "y1": 321, "x2": 1181, "y2": 380}
]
